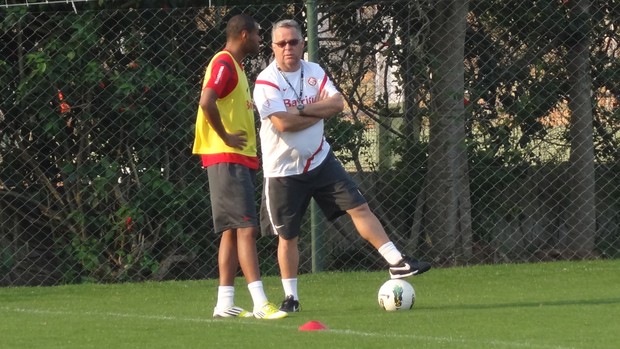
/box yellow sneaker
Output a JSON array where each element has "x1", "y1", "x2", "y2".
[
  {"x1": 212, "y1": 306, "x2": 253, "y2": 318},
  {"x1": 253, "y1": 302, "x2": 288, "y2": 320}
]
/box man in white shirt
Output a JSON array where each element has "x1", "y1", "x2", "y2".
[{"x1": 253, "y1": 19, "x2": 431, "y2": 313}]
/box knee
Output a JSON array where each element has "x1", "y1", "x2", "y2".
[
  {"x1": 348, "y1": 203, "x2": 372, "y2": 216},
  {"x1": 236, "y1": 227, "x2": 258, "y2": 240},
  {"x1": 279, "y1": 236, "x2": 298, "y2": 247}
]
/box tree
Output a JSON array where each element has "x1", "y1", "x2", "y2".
[
  {"x1": 564, "y1": 0, "x2": 596, "y2": 257},
  {"x1": 422, "y1": 0, "x2": 472, "y2": 264}
]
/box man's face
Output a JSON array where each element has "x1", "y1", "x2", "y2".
[
  {"x1": 272, "y1": 26, "x2": 304, "y2": 71},
  {"x1": 245, "y1": 26, "x2": 262, "y2": 56}
]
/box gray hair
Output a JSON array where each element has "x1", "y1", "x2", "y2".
[{"x1": 271, "y1": 19, "x2": 303, "y2": 41}]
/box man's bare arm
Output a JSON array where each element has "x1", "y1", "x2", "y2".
[
  {"x1": 268, "y1": 111, "x2": 322, "y2": 133},
  {"x1": 267, "y1": 91, "x2": 343, "y2": 133},
  {"x1": 299, "y1": 91, "x2": 344, "y2": 119},
  {"x1": 200, "y1": 88, "x2": 247, "y2": 149}
]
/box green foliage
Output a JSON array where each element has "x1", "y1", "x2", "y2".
[
  {"x1": 325, "y1": 113, "x2": 369, "y2": 166},
  {"x1": 0, "y1": 6, "x2": 217, "y2": 283},
  {"x1": 466, "y1": 0, "x2": 620, "y2": 165}
]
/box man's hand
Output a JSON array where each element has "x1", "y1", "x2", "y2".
[
  {"x1": 288, "y1": 91, "x2": 344, "y2": 119},
  {"x1": 223, "y1": 130, "x2": 248, "y2": 149},
  {"x1": 317, "y1": 88, "x2": 329, "y2": 101},
  {"x1": 286, "y1": 90, "x2": 332, "y2": 116}
]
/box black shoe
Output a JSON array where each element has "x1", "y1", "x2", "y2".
[
  {"x1": 389, "y1": 255, "x2": 431, "y2": 278},
  {"x1": 279, "y1": 295, "x2": 301, "y2": 312}
]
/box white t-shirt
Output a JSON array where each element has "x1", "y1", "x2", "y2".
[{"x1": 254, "y1": 60, "x2": 340, "y2": 177}]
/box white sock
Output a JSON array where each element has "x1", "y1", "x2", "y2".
[
  {"x1": 216, "y1": 286, "x2": 235, "y2": 310},
  {"x1": 247, "y1": 281, "x2": 269, "y2": 311},
  {"x1": 281, "y1": 278, "x2": 298, "y2": 300},
  {"x1": 378, "y1": 241, "x2": 403, "y2": 265}
]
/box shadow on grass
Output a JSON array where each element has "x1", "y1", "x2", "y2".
[{"x1": 418, "y1": 297, "x2": 620, "y2": 311}]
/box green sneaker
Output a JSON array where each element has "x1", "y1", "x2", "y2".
[
  {"x1": 212, "y1": 306, "x2": 253, "y2": 318},
  {"x1": 253, "y1": 302, "x2": 288, "y2": 320}
]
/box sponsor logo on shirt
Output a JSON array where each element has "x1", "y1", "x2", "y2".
[
  {"x1": 283, "y1": 95, "x2": 318, "y2": 107},
  {"x1": 214, "y1": 66, "x2": 225, "y2": 85}
]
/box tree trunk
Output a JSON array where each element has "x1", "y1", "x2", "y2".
[
  {"x1": 564, "y1": 0, "x2": 596, "y2": 258},
  {"x1": 424, "y1": 0, "x2": 472, "y2": 265}
]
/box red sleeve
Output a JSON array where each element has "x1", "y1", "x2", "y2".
[{"x1": 203, "y1": 54, "x2": 238, "y2": 98}]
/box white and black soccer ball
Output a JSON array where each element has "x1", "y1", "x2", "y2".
[{"x1": 378, "y1": 279, "x2": 415, "y2": 311}]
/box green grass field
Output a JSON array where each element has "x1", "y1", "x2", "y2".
[{"x1": 1, "y1": 259, "x2": 618, "y2": 349}]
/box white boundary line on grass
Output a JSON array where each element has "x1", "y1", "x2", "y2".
[{"x1": 1, "y1": 306, "x2": 577, "y2": 349}]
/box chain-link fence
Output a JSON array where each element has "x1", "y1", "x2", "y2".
[{"x1": 1, "y1": 0, "x2": 618, "y2": 286}]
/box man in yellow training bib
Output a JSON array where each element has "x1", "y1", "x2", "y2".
[{"x1": 192, "y1": 14, "x2": 286, "y2": 320}]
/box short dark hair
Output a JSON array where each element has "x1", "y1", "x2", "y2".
[{"x1": 226, "y1": 14, "x2": 257, "y2": 40}]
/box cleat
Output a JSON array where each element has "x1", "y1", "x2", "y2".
[
  {"x1": 212, "y1": 306, "x2": 253, "y2": 318},
  {"x1": 280, "y1": 295, "x2": 301, "y2": 313},
  {"x1": 389, "y1": 255, "x2": 431, "y2": 279},
  {"x1": 254, "y1": 302, "x2": 288, "y2": 319}
]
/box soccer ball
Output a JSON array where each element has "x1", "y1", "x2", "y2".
[{"x1": 378, "y1": 279, "x2": 415, "y2": 311}]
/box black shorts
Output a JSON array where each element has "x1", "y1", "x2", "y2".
[
  {"x1": 261, "y1": 151, "x2": 366, "y2": 239},
  {"x1": 207, "y1": 163, "x2": 258, "y2": 233}
]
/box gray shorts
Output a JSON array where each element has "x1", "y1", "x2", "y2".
[
  {"x1": 207, "y1": 163, "x2": 258, "y2": 233},
  {"x1": 261, "y1": 151, "x2": 366, "y2": 239}
]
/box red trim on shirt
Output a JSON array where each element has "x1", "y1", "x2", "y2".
[
  {"x1": 204, "y1": 53, "x2": 238, "y2": 98},
  {"x1": 319, "y1": 73, "x2": 328, "y2": 92},
  {"x1": 255, "y1": 79, "x2": 281, "y2": 90},
  {"x1": 201, "y1": 153, "x2": 259, "y2": 170},
  {"x1": 303, "y1": 137, "x2": 325, "y2": 173}
]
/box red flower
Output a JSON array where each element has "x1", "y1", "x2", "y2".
[
  {"x1": 57, "y1": 89, "x2": 71, "y2": 114},
  {"x1": 125, "y1": 217, "x2": 133, "y2": 231}
]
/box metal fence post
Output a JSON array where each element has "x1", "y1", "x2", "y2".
[{"x1": 305, "y1": 0, "x2": 325, "y2": 273}]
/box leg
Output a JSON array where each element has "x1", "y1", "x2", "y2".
[
  {"x1": 218, "y1": 229, "x2": 239, "y2": 286},
  {"x1": 214, "y1": 229, "x2": 253, "y2": 317},
  {"x1": 278, "y1": 235, "x2": 302, "y2": 312},
  {"x1": 347, "y1": 203, "x2": 431, "y2": 277},
  {"x1": 238, "y1": 226, "x2": 289, "y2": 318},
  {"x1": 262, "y1": 175, "x2": 307, "y2": 312},
  {"x1": 278, "y1": 235, "x2": 299, "y2": 279},
  {"x1": 314, "y1": 153, "x2": 430, "y2": 277},
  {"x1": 263, "y1": 176, "x2": 302, "y2": 279},
  {"x1": 208, "y1": 164, "x2": 269, "y2": 318},
  {"x1": 236, "y1": 226, "x2": 260, "y2": 283},
  {"x1": 312, "y1": 153, "x2": 389, "y2": 249},
  {"x1": 346, "y1": 203, "x2": 390, "y2": 249},
  {"x1": 235, "y1": 227, "x2": 288, "y2": 319}
]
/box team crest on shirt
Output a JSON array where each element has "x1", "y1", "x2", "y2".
[{"x1": 308, "y1": 77, "x2": 317, "y2": 86}]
